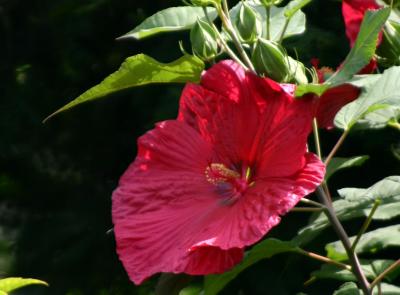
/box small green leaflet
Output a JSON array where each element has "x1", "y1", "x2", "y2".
[
  {"x1": 333, "y1": 282, "x2": 400, "y2": 295},
  {"x1": 311, "y1": 259, "x2": 399, "y2": 282},
  {"x1": 325, "y1": 156, "x2": 369, "y2": 181},
  {"x1": 0, "y1": 278, "x2": 48, "y2": 294},
  {"x1": 327, "y1": 7, "x2": 390, "y2": 86},
  {"x1": 229, "y1": 2, "x2": 306, "y2": 42},
  {"x1": 335, "y1": 66, "x2": 400, "y2": 130},
  {"x1": 326, "y1": 225, "x2": 400, "y2": 261},
  {"x1": 294, "y1": 176, "x2": 400, "y2": 246},
  {"x1": 44, "y1": 54, "x2": 204, "y2": 121},
  {"x1": 118, "y1": 7, "x2": 217, "y2": 40},
  {"x1": 333, "y1": 282, "x2": 362, "y2": 295},
  {"x1": 294, "y1": 83, "x2": 329, "y2": 97},
  {"x1": 204, "y1": 239, "x2": 298, "y2": 295}
]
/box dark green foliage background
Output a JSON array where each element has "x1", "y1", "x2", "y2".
[{"x1": 0, "y1": 0, "x2": 399, "y2": 294}]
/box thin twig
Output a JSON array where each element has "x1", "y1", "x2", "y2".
[
  {"x1": 300, "y1": 197, "x2": 325, "y2": 208},
  {"x1": 370, "y1": 259, "x2": 400, "y2": 290},
  {"x1": 297, "y1": 249, "x2": 352, "y2": 270},
  {"x1": 291, "y1": 207, "x2": 324, "y2": 213},
  {"x1": 351, "y1": 199, "x2": 381, "y2": 252},
  {"x1": 266, "y1": 6, "x2": 271, "y2": 40},
  {"x1": 316, "y1": 187, "x2": 371, "y2": 295},
  {"x1": 218, "y1": 1, "x2": 256, "y2": 72},
  {"x1": 278, "y1": 18, "x2": 290, "y2": 43},
  {"x1": 324, "y1": 129, "x2": 350, "y2": 167},
  {"x1": 202, "y1": 7, "x2": 249, "y2": 70}
]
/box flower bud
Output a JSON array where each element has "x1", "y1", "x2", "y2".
[
  {"x1": 189, "y1": 0, "x2": 221, "y2": 7},
  {"x1": 234, "y1": 2, "x2": 262, "y2": 43},
  {"x1": 190, "y1": 19, "x2": 219, "y2": 61},
  {"x1": 287, "y1": 57, "x2": 308, "y2": 84},
  {"x1": 378, "y1": 20, "x2": 400, "y2": 66},
  {"x1": 251, "y1": 38, "x2": 290, "y2": 82}
]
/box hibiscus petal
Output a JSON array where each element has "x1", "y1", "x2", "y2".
[
  {"x1": 190, "y1": 153, "x2": 325, "y2": 250},
  {"x1": 246, "y1": 74, "x2": 317, "y2": 178},
  {"x1": 316, "y1": 84, "x2": 360, "y2": 129},
  {"x1": 112, "y1": 120, "x2": 244, "y2": 284}
]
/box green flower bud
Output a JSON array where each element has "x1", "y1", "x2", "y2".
[
  {"x1": 234, "y1": 2, "x2": 263, "y2": 43},
  {"x1": 378, "y1": 20, "x2": 400, "y2": 66},
  {"x1": 189, "y1": 0, "x2": 221, "y2": 7},
  {"x1": 190, "y1": 19, "x2": 219, "y2": 61},
  {"x1": 251, "y1": 38, "x2": 290, "y2": 82},
  {"x1": 287, "y1": 57, "x2": 308, "y2": 84}
]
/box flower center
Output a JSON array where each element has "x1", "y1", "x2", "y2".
[{"x1": 205, "y1": 163, "x2": 254, "y2": 205}]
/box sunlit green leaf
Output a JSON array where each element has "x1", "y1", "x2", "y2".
[
  {"x1": 326, "y1": 225, "x2": 400, "y2": 261},
  {"x1": 327, "y1": 7, "x2": 390, "y2": 86},
  {"x1": 294, "y1": 83, "x2": 329, "y2": 97},
  {"x1": 356, "y1": 106, "x2": 400, "y2": 130},
  {"x1": 204, "y1": 239, "x2": 299, "y2": 295},
  {"x1": 295, "y1": 176, "x2": 400, "y2": 246},
  {"x1": 229, "y1": 2, "x2": 306, "y2": 41},
  {"x1": 118, "y1": 7, "x2": 217, "y2": 40},
  {"x1": 335, "y1": 66, "x2": 400, "y2": 130},
  {"x1": 325, "y1": 156, "x2": 369, "y2": 180},
  {"x1": 44, "y1": 54, "x2": 204, "y2": 121},
  {"x1": 0, "y1": 278, "x2": 48, "y2": 293}
]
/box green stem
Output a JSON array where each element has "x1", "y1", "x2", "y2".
[
  {"x1": 217, "y1": 2, "x2": 256, "y2": 72},
  {"x1": 299, "y1": 197, "x2": 324, "y2": 208},
  {"x1": 388, "y1": 120, "x2": 400, "y2": 131},
  {"x1": 266, "y1": 6, "x2": 271, "y2": 40},
  {"x1": 324, "y1": 129, "x2": 350, "y2": 167},
  {"x1": 370, "y1": 259, "x2": 400, "y2": 290},
  {"x1": 297, "y1": 249, "x2": 352, "y2": 270},
  {"x1": 351, "y1": 199, "x2": 381, "y2": 252},
  {"x1": 291, "y1": 207, "x2": 323, "y2": 213},
  {"x1": 312, "y1": 118, "x2": 322, "y2": 159},
  {"x1": 202, "y1": 7, "x2": 249, "y2": 70},
  {"x1": 316, "y1": 187, "x2": 371, "y2": 295},
  {"x1": 278, "y1": 18, "x2": 290, "y2": 43}
]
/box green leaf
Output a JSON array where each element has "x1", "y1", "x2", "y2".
[
  {"x1": 118, "y1": 7, "x2": 217, "y2": 40},
  {"x1": 311, "y1": 259, "x2": 398, "y2": 282},
  {"x1": 294, "y1": 176, "x2": 400, "y2": 246},
  {"x1": 334, "y1": 66, "x2": 400, "y2": 130},
  {"x1": 356, "y1": 106, "x2": 400, "y2": 130},
  {"x1": 229, "y1": 2, "x2": 306, "y2": 42},
  {"x1": 374, "y1": 283, "x2": 400, "y2": 294},
  {"x1": 327, "y1": 7, "x2": 390, "y2": 86},
  {"x1": 204, "y1": 239, "x2": 298, "y2": 295},
  {"x1": 294, "y1": 83, "x2": 329, "y2": 97},
  {"x1": 326, "y1": 225, "x2": 400, "y2": 261},
  {"x1": 333, "y1": 282, "x2": 362, "y2": 295},
  {"x1": 0, "y1": 278, "x2": 48, "y2": 293},
  {"x1": 179, "y1": 285, "x2": 202, "y2": 295},
  {"x1": 284, "y1": 0, "x2": 312, "y2": 19},
  {"x1": 44, "y1": 54, "x2": 204, "y2": 121},
  {"x1": 325, "y1": 156, "x2": 369, "y2": 181}
]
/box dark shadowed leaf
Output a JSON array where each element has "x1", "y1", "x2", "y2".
[
  {"x1": 333, "y1": 282, "x2": 361, "y2": 295},
  {"x1": 325, "y1": 156, "x2": 369, "y2": 180},
  {"x1": 204, "y1": 239, "x2": 299, "y2": 295}
]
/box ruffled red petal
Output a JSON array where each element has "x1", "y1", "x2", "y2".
[{"x1": 316, "y1": 84, "x2": 361, "y2": 129}]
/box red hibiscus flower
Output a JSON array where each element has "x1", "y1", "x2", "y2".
[
  {"x1": 342, "y1": 0, "x2": 382, "y2": 73},
  {"x1": 112, "y1": 61, "x2": 325, "y2": 284}
]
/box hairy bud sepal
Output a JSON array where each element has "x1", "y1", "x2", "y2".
[
  {"x1": 234, "y1": 2, "x2": 262, "y2": 44},
  {"x1": 190, "y1": 19, "x2": 219, "y2": 61},
  {"x1": 252, "y1": 38, "x2": 290, "y2": 82}
]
